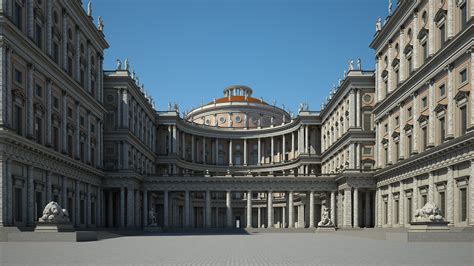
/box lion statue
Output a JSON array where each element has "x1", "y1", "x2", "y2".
[
  {"x1": 318, "y1": 207, "x2": 335, "y2": 227},
  {"x1": 414, "y1": 201, "x2": 444, "y2": 222},
  {"x1": 38, "y1": 201, "x2": 70, "y2": 223}
]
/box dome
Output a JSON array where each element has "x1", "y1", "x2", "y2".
[{"x1": 185, "y1": 86, "x2": 290, "y2": 129}]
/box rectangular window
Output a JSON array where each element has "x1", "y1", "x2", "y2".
[
  {"x1": 394, "y1": 142, "x2": 399, "y2": 161},
  {"x1": 53, "y1": 42, "x2": 59, "y2": 63},
  {"x1": 439, "y1": 117, "x2": 446, "y2": 143},
  {"x1": 439, "y1": 84, "x2": 445, "y2": 97},
  {"x1": 440, "y1": 24, "x2": 446, "y2": 48},
  {"x1": 422, "y1": 194, "x2": 427, "y2": 206},
  {"x1": 395, "y1": 70, "x2": 400, "y2": 87},
  {"x1": 407, "y1": 107, "x2": 412, "y2": 118},
  {"x1": 80, "y1": 142, "x2": 84, "y2": 161},
  {"x1": 384, "y1": 201, "x2": 388, "y2": 224},
  {"x1": 394, "y1": 200, "x2": 399, "y2": 224},
  {"x1": 460, "y1": 188, "x2": 467, "y2": 222},
  {"x1": 459, "y1": 69, "x2": 467, "y2": 84},
  {"x1": 35, "y1": 84, "x2": 42, "y2": 97},
  {"x1": 53, "y1": 96, "x2": 59, "y2": 109},
  {"x1": 80, "y1": 69, "x2": 85, "y2": 87},
  {"x1": 15, "y1": 188, "x2": 23, "y2": 222},
  {"x1": 384, "y1": 124, "x2": 388, "y2": 133},
  {"x1": 363, "y1": 113, "x2": 371, "y2": 131},
  {"x1": 460, "y1": 4, "x2": 467, "y2": 30},
  {"x1": 407, "y1": 57, "x2": 413, "y2": 74},
  {"x1": 67, "y1": 57, "x2": 73, "y2": 76},
  {"x1": 422, "y1": 43, "x2": 428, "y2": 63},
  {"x1": 35, "y1": 24, "x2": 42, "y2": 49},
  {"x1": 14, "y1": 3, "x2": 23, "y2": 30},
  {"x1": 460, "y1": 106, "x2": 467, "y2": 135},
  {"x1": 407, "y1": 197, "x2": 412, "y2": 222},
  {"x1": 407, "y1": 135, "x2": 413, "y2": 155},
  {"x1": 68, "y1": 107, "x2": 73, "y2": 118},
  {"x1": 80, "y1": 116, "x2": 84, "y2": 126},
  {"x1": 53, "y1": 127, "x2": 59, "y2": 151},
  {"x1": 35, "y1": 117, "x2": 42, "y2": 144},
  {"x1": 421, "y1": 97, "x2": 427, "y2": 109},
  {"x1": 439, "y1": 192, "x2": 446, "y2": 217},
  {"x1": 67, "y1": 135, "x2": 73, "y2": 157},
  {"x1": 394, "y1": 116, "x2": 399, "y2": 126},
  {"x1": 384, "y1": 147, "x2": 388, "y2": 165},
  {"x1": 14, "y1": 106, "x2": 23, "y2": 135},
  {"x1": 35, "y1": 191, "x2": 43, "y2": 220},
  {"x1": 422, "y1": 127, "x2": 428, "y2": 151},
  {"x1": 14, "y1": 69, "x2": 23, "y2": 84},
  {"x1": 80, "y1": 200, "x2": 85, "y2": 224}
]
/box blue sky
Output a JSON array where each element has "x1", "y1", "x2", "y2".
[{"x1": 89, "y1": 0, "x2": 389, "y2": 113}]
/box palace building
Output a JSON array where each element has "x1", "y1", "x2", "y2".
[{"x1": 0, "y1": 0, "x2": 472, "y2": 231}]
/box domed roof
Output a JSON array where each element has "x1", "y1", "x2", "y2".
[{"x1": 207, "y1": 85, "x2": 268, "y2": 105}]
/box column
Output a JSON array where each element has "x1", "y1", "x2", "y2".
[
  {"x1": 182, "y1": 132, "x2": 186, "y2": 159},
  {"x1": 75, "y1": 101, "x2": 80, "y2": 159},
  {"x1": 428, "y1": 172, "x2": 435, "y2": 203},
  {"x1": 399, "y1": 103, "x2": 405, "y2": 160},
  {"x1": 267, "y1": 191, "x2": 273, "y2": 228},
  {"x1": 202, "y1": 137, "x2": 206, "y2": 164},
  {"x1": 356, "y1": 89, "x2": 361, "y2": 127},
  {"x1": 282, "y1": 134, "x2": 286, "y2": 162},
  {"x1": 228, "y1": 139, "x2": 233, "y2": 166},
  {"x1": 122, "y1": 90, "x2": 129, "y2": 128},
  {"x1": 446, "y1": 166, "x2": 455, "y2": 223},
  {"x1": 305, "y1": 125, "x2": 309, "y2": 153},
  {"x1": 214, "y1": 138, "x2": 219, "y2": 164},
  {"x1": 349, "y1": 144, "x2": 355, "y2": 169},
  {"x1": 428, "y1": 80, "x2": 435, "y2": 147},
  {"x1": 388, "y1": 113, "x2": 393, "y2": 164},
  {"x1": 117, "y1": 90, "x2": 122, "y2": 128},
  {"x1": 330, "y1": 191, "x2": 336, "y2": 224},
  {"x1": 376, "y1": 56, "x2": 382, "y2": 102},
  {"x1": 375, "y1": 122, "x2": 380, "y2": 168},
  {"x1": 412, "y1": 177, "x2": 418, "y2": 221},
  {"x1": 470, "y1": 160, "x2": 474, "y2": 225},
  {"x1": 447, "y1": 64, "x2": 455, "y2": 139},
  {"x1": 143, "y1": 189, "x2": 148, "y2": 227},
  {"x1": 45, "y1": 79, "x2": 52, "y2": 146},
  {"x1": 86, "y1": 112, "x2": 91, "y2": 163},
  {"x1": 61, "y1": 12, "x2": 68, "y2": 70},
  {"x1": 343, "y1": 188, "x2": 352, "y2": 227},
  {"x1": 257, "y1": 138, "x2": 261, "y2": 165},
  {"x1": 127, "y1": 188, "x2": 135, "y2": 228},
  {"x1": 86, "y1": 184, "x2": 91, "y2": 227},
  {"x1": 291, "y1": 132, "x2": 295, "y2": 159},
  {"x1": 309, "y1": 191, "x2": 315, "y2": 228},
  {"x1": 46, "y1": 171, "x2": 52, "y2": 203},
  {"x1": 428, "y1": 0, "x2": 435, "y2": 57},
  {"x1": 257, "y1": 207, "x2": 261, "y2": 228},
  {"x1": 399, "y1": 183, "x2": 405, "y2": 227},
  {"x1": 399, "y1": 27, "x2": 406, "y2": 82},
  {"x1": 205, "y1": 190, "x2": 211, "y2": 228},
  {"x1": 413, "y1": 11, "x2": 420, "y2": 70},
  {"x1": 163, "y1": 190, "x2": 169, "y2": 228},
  {"x1": 120, "y1": 187, "x2": 125, "y2": 228},
  {"x1": 412, "y1": 92, "x2": 419, "y2": 153},
  {"x1": 26, "y1": 0, "x2": 34, "y2": 38},
  {"x1": 172, "y1": 125, "x2": 177, "y2": 154},
  {"x1": 191, "y1": 135, "x2": 195, "y2": 162},
  {"x1": 447, "y1": 0, "x2": 455, "y2": 39},
  {"x1": 184, "y1": 190, "x2": 190, "y2": 227},
  {"x1": 26, "y1": 166, "x2": 34, "y2": 226},
  {"x1": 246, "y1": 190, "x2": 252, "y2": 228},
  {"x1": 288, "y1": 191, "x2": 294, "y2": 228},
  {"x1": 365, "y1": 191, "x2": 371, "y2": 227},
  {"x1": 226, "y1": 190, "x2": 232, "y2": 227},
  {"x1": 2, "y1": 158, "x2": 12, "y2": 226},
  {"x1": 387, "y1": 185, "x2": 393, "y2": 227},
  {"x1": 243, "y1": 139, "x2": 247, "y2": 166},
  {"x1": 26, "y1": 65, "x2": 34, "y2": 138},
  {"x1": 471, "y1": 47, "x2": 474, "y2": 130},
  {"x1": 349, "y1": 89, "x2": 356, "y2": 127},
  {"x1": 46, "y1": 0, "x2": 53, "y2": 55},
  {"x1": 61, "y1": 176, "x2": 67, "y2": 209},
  {"x1": 270, "y1": 136, "x2": 274, "y2": 164},
  {"x1": 353, "y1": 188, "x2": 359, "y2": 228},
  {"x1": 376, "y1": 188, "x2": 382, "y2": 227}
]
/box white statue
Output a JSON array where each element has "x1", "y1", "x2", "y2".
[
  {"x1": 357, "y1": 58, "x2": 362, "y2": 70},
  {"x1": 318, "y1": 207, "x2": 334, "y2": 227},
  {"x1": 116, "y1": 59, "x2": 122, "y2": 70},
  {"x1": 87, "y1": 0, "x2": 92, "y2": 17},
  {"x1": 376, "y1": 17, "x2": 382, "y2": 32},
  {"x1": 168, "y1": 102, "x2": 172, "y2": 111},
  {"x1": 38, "y1": 201, "x2": 70, "y2": 223},
  {"x1": 348, "y1": 59, "x2": 354, "y2": 71},
  {"x1": 388, "y1": 0, "x2": 393, "y2": 16},
  {"x1": 97, "y1": 16, "x2": 104, "y2": 31},
  {"x1": 414, "y1": 201, "x2": 444, "y2": 222},
  {"x1": 148, "y1": 208, "x2": 158, "y2": 226},
  {"x1": 124, "y1": 58, "x2": 129, "y2": 71}
]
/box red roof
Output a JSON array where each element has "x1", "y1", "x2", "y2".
[{"x1": 209, "y1": 96, "x2": 268, "y2": 105}]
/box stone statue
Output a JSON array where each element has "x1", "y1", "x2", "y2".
[
  {"x1": 343, "y1": 69, "x2": 347, "y2": 78},
  {"x1": 376, "y1": 17, "x2": 382, "y2": 32},
  {"x1": 348, "y1": 59, "x2": 354, "y2": 71},
  {"x1": 97, "y1": 16, "x2": 104, "y2": 32},
  {"x1": 116, "y1": 59, "x2": 122, "y2": 70},
  {"x1": 388, "y1": 0, "x2": 393, "y2": 16},
  {"x1": 87, "y1": 0, "x2": 92, "y2": 17},
  {"x1": 414, "y1": 201, "x2": 444, "y2": 222},
  {"x1": 124, "y1": 58, "x2": 129, "y2": 71},
  {"x1": 168, "y1": 102, "x2": 172, "y2": 111},
  {"x1": 38, "y1": 201, "x2": 70, "y2": 223},
  {"x1": 131, "y1": 70, "x2": 135, "y2": 79},
  {"x1": 318, "y1": 207, "x2": 334, "y2": 227},
  {"x1": 357, "y1": 58, "x2": 362, "y2": 70},
  {"x1": 148, "y1": 208, "x2": 158, "y2": 226}
]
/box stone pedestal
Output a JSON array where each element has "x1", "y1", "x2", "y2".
[
  {"x1": 316, "y1": 225, "x2": 336, "y2": 232},
  {"x1": 144, "y1": 227, "x2": 163, "y2": 232},
  {"x1": 409, "y1": 221, "x2": 449, "y2": 233},
  {"x1": 34, "y1": 223, "x2": 75, "y2": 233}
]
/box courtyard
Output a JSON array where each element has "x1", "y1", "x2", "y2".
[{"x1": 0, "y1": 231, "x2": 472, "y2": 265}]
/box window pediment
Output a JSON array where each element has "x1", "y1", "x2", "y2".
[
  {"x1": 454, "y1": 90, "x2": 468, "y2": 102},
  {"x1": 417, "y1": 114, "x2": 429, "y2": 123},
  {"x1": 403, "y1": 123, "x2": 413, "y2": 131},
  {"x1": 434, "y1": 9, "x2": 447, "y2": 25},
  {"x1": 391, "y1": 58, "x2": 400, "y2": 68},
  {"x1": 391, "y1": 131, "x2": 400, "y2": 139},
  {"x1": 381, "y1": 137, "x2": 389, "y2": 144},
  {"x1": 417, "y1": 28, "x2": 429, "y2": 42},
  {"x1": 34, "y1": 102, "x2": 45, "y2": 114},
  {"x1": 434, "y1": 103, "x2": 447, "y2": 114},
  {"x1": 404, "y1": 44, "x2": 413, "y2": 56}
]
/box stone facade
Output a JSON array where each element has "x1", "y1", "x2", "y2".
[{"x1": 0, "y1": 0, "x2": 472, "y2": 231}]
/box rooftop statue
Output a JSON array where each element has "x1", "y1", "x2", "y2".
[
  {"x1": 97, "y1": 16, "x2": 104, "y2": 32},
  {"x1": 87, "y1": 0, "x2": 92, "y2": 17},
  {"x1": 376, "y1": 17, "x2": 382, "y2": 32},
  {"x1": 357, "y1": 58, "x2": 362, "y2": 70},
  {"x1": 388, "y1": 0, "x2": 393, "y2": 16},
  {"x1": 116, "y1": 59, "x2": 122, "y2": 70},
  {"x1": 124, "y1": 58, "x2": 130, "y2": 71}
]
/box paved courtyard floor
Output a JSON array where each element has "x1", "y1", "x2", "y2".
[{"x1": 0, "y1": 231, "x2": 473, "y2": 265}]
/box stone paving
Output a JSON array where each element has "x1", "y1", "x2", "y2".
[{"x1": 0, "y1": 232, "x2": 473, "y2": 265}]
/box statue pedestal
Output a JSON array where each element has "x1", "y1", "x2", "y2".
[
  {"x1": 316, "y1": 225, "x2": 336, "y2": 232},
  {"x1": 409, "y1": 221, "x2": 449, "y2": 233},
  {"x1": 34, "y1": 223, "x2": 75, "y2": 233}
]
